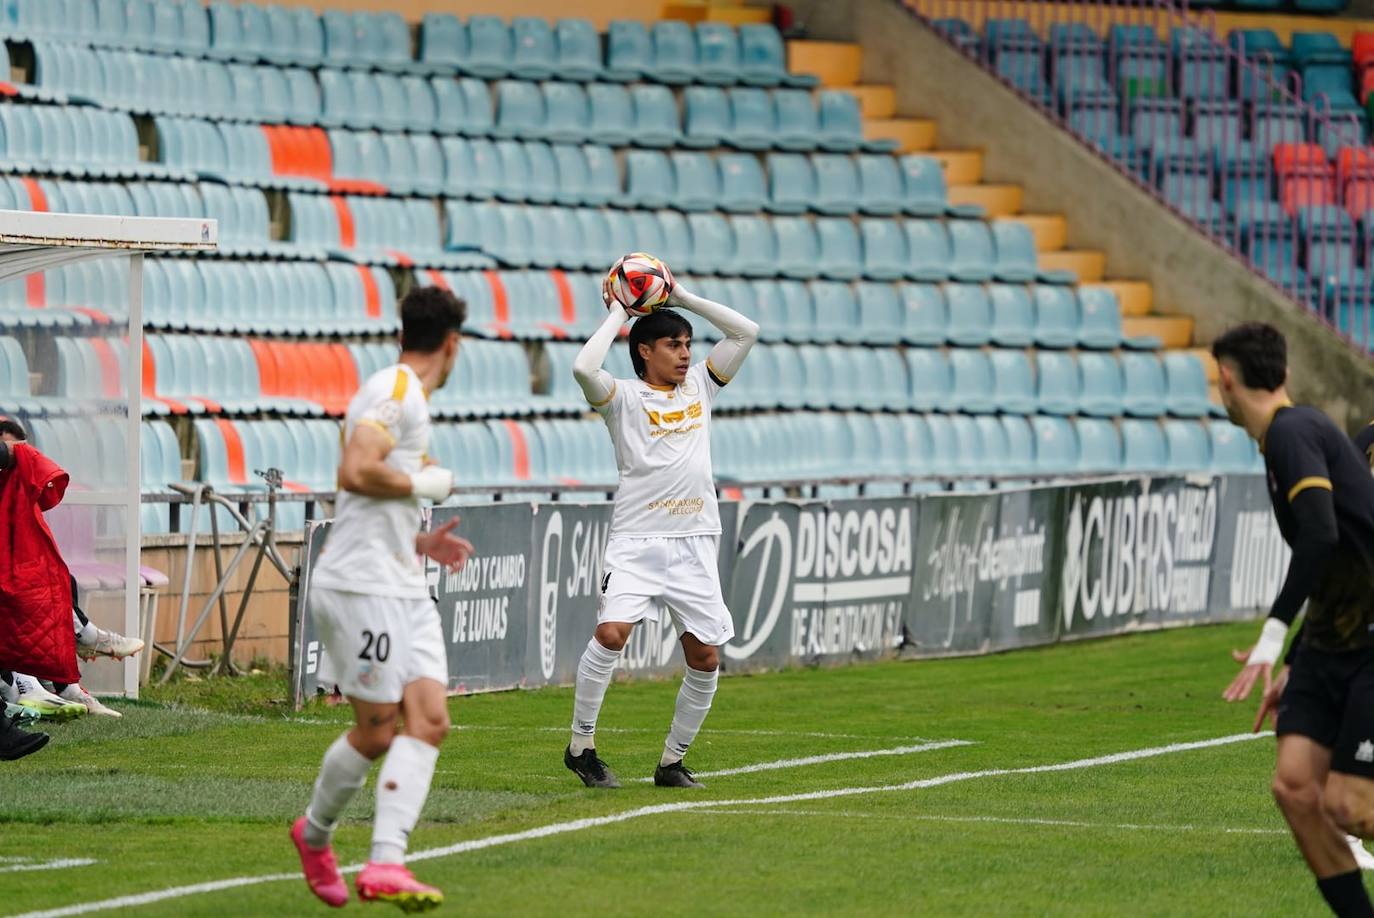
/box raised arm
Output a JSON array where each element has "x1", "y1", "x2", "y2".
[
  {"x1": 573, "y1": 303, "x2": 628, "y2": 407},
  {"x1": 669, "y1": 285, "x2": 759, "y2": 385}
]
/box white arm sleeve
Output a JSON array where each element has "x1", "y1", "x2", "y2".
[
  {"x1": 669, "y1": 286, "x2": 759, "y2": 384},
  {"x1": 572, "y1": 304, "x2": 628, "y2": 408}
]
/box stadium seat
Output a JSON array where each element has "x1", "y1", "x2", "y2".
[
  {"x1": 717, "y1": 153, "x2": 768, "y2": 213},
  {"x1": 1031, "y1": 415, "x2": 1079, "y2": 475},
  {"x1": 1164, "y1": 420, "x2": 1212, "y2": 471},
  {"x1": 683, "y1": 87, "x2": 731, "y2": 149},
  {"x1": 696, "y1": 22, "x2": 741, "y2": 85},
  {"x1": 606, "y1": 20, "x2": 651, "y2": 82},
  {"x1": 671, "y1": 152, "x2": 720, "y2": 212},
  {"x1": 812, "y1": 154, "x2": 861, "y2": 215},
  {"x1": 1035, "y1": 351, "x2": 1079, "y2": 415},
  {"x1": 631, "y1": 85, "x2": 681, "y2": 148},
  {"x1": 945, "y1": 284, "x2": 994, "y2": 346},
  {"x1": 494, "y1": 81, "x2": 545, "y2": 139},
  {"x1": 815, "y1": 219, "x2": 863, "y2": 281},
  {"x1": 587, "y1": 84, "x2": 635, "y2": 147},
  {"x1": 990, "y1": 349, "x2": 1036, "y2": 414},
  {"x1": 687, "y1": 213, "x2": 733, "y2": 274},
  {"x1": 1077, "y1": 352, "x2": 1124, "y2": 417},
  {"x1": 420, "y1": 14, "x2": 467, "y2": 69},
  {"x1": 543, "y1": 83, "x2": 591, "y2": 144},
  {"x1": 989, "y1": 284, "x2": 1035, "y2": 346},
  {"x1": 1162, "y1": 352, "x2": 1214, "y2": 418},
  {"x1": 650, "y1": 20, "x2": 697, "y2": 85},
  {"x1": 861, "y1": 220, "x2": 909, "y2": 281},
  {"x1": 625, "y1": 150, "x2": 675, "y2": 209},
  {"x1": 555, "y1": 19, "x2": 603, "y2": 82},
  {"x1": 855, "y1": 282, "x2": 904, "y2": 343},
  {"x1": 810, "y1": 281, "x2": 861, "y2": 343},
  {"x1": 1075, "y1": 418, "x2": 1122, "y2": 472},
  {"x1": 739, "y1": 24, "x2": 792, "y2": 87},
  {"x1": 906, "y1": 349, "x2": 952, "y2": 411},
  {"x1": 900, "y1": 283, "x2": 948, "y2": 345},
  {"x1": 774, "y1": 89, "x2": 821, "y2": 151},
  {"x1": 466, "y1": 17, "x2": 514, "y2": 78},
  {"x1": 767, "y1": 154, "x2": 816, "y2": 215},
  {"x1": 903, "y1": 220, "x2": 952, "y2": 281},
  {"x1": 848, "y1": 156, "x2": 906, "y2": 218},
  {"x1": 817, "y1": 91, "x2": 864, "y2": 152},
  {"x1": 1120, "y1": 352, "x2": 1168, "y2": 417},
  {"x1": 772, "y1": 217, "x2": 818, "y2": 279},
  {"x1": 1122, "y1": 419, "x2": 1169, "y2": 471},
  {"x1": 511, "y1": 18, "x2": 557, "y2": 81},
  {"x1": 728, "y1": 88, "x2": 777, "y2": 150},
  {"x1": 948, "y1": 220, "x2": 996, "y2": 282},
  {"x1": 1209, "y1": 419, "x2": 1261, "y2": 472}
]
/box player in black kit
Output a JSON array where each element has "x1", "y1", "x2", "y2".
[{"x1": 1217, "y1": 323, "x2": 1374, "y2": 917}]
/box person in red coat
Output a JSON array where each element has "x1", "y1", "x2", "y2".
[{"x1": 0, "y1": 425, "x2": 49, "y2": 760}]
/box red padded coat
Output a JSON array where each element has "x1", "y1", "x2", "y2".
[{"x1": 0, "y1": 443, "x2": 77, "y2": 683}]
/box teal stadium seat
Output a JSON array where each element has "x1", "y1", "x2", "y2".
[
  {"x1": 772, "y1": 217, "x2": 818, "y2": 279},
  {"x1": 1164, "y1": 420, "x2": 1212, "y2": 472},
  {"x1": 773, "y1": 89, "x2": 820, "y2": 151},
  {"x1": 1120, "y1": 352, "x2": 1168, "y2": 417},
  {"x1": 731, "y1": 214, "x2": 778, "y2": 278},
  {"x1": 988, "y1": 284, "x2": 1035, "y2": 346},
  {"x1": 948, "y1": 220, "x2": 996, "y2": 282},
  {"x1": 1075, "y1": 418, "x2": 1122, "y2": 472},
  {"x1": 606, "y1": 20, "x2": 651, "y2": 83},
  {"x1": 945, "y1": 283, "x2": 993, "y2": 346},
  {"x1": 903, "y1": 220, "x2": 952, "y2": 281},
  {"x1": 766, "y1": 153, "x2": 816, "y2": 214},
  {"x1": 906, "y1": 349, "x2": 952, "y2": 412},
  {"x1": 1122, "y1": 419, "x2": 1169, "y2": 472},
  {"x1": 1032, "y1": 415, "x2": 1079, "y2": 475},
  {"x1": 420, "y1": 14, "x2": 467, "y2": 70},
  {"x1": 696, "y1": 22, "x2": 741, "y2": 85},
  {"x1": 588, "y1": 83, "x2": 634, "y2": 146},
  {"x1": 1035, "y1": 351, "x2": 1079, "y2": 415},
  {"x1": 626, "y1": 150, "x2": 674, "y2": 208},
  {"x1": 1163, "y1": 352, "x2": 1215, "y2": 418},
  {"x1": 650, "y1": 20, "x2": 697, "y2": 85},
  {"x1": 717, "y1": 153, "x2": 767, "y2": 212},
  {"x1": 1032, "y1": 285, "x2": 1081, "y2": 348},
  {"x1": 543, "y1": 83, "x2": 590, "y2": 143},
  {"x1": 555, "y1": 19, "x2": 603, "y2": 82},
  {"x1": 816, "y1": 218, "x2": 862, "y2": 280},
  {"x1": 511, "y1": 18, "x2": 557, "y2": 81},
  {"x1": 494, "y1": 81, "x2": 545, "y2": 139},
  {"x1": 727, "y1": 88, "x2": 776, "y2": 150},
  {"x1": 860, "y1": 219, "x2": 909, "y2": 281},
  {"x1": 857, "y1": 155, "x2": 903, "y2": 216},
  {"x1": 855, "y1": 282, "x2": 903, "y2": 343},
  {"x1": 671, "y1": 151, "x2": 720, "y2": 212},
  {"x1": 466, "y1": 17, "x2": 514, "y2": 79},
  {"x1": 812, "y1": 154, "x2": 861, "y2": 216},
  {"x1": 683, "y1": 87, "x2": 731, "y2": 148},
  {"x1": 991, "y1": 349, "x2": 1036, "y2": 414},
  {"x1": 1077, "y1": 352, "x2": 1124, "y2": 417}
]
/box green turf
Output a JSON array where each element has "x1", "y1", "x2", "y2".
[{"x1": 0, "y1": 622, "x2": 1337, "y2": 916}]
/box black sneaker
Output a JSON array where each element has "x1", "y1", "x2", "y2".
[
  {"x1": 653, "y1": 760, "x2": 704, "y2": 789},
  {"x1": 0, "y1": 713, "x2": 48, "y2": 761},
  {"x1": 564, "y1": 745, "x2": 621, "y2": 788}
]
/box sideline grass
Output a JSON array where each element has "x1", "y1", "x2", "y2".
[{"x1": 0, "y1": 622, "x2": 1325, "y2": 916}]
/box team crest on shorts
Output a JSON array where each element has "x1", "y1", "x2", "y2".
[{"x1": 356, "y1": 662, "x2": 379, "y2": 689}]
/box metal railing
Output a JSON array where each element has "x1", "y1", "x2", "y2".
[{"x1": 903, "y1": 0, "x2": 1373, "y2": 350}]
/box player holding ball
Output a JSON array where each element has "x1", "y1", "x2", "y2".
[{"x1": 564, "y1": 254, "x2": 759, "y2": 789}]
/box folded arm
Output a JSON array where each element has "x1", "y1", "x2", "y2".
[
  {"x1": 669, "y1": 286, "x2": 759, "y2": 384},
  {"x1": 572, "y1": 303, "x2": 628, "y2": 407}
]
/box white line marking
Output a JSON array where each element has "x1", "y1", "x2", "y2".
[
  {"x1": 0, "y1": 860, "x2": 98, "y2": 875},
  {"x1": 700, "y1": 809, "x2": 1290, "y2": 835},
  {"x1": 793, "y1": 576, "x2": 912, "y2": 603},
  {"x1": 631, "y1": 740, "x2": 973, "y2": 782},
  {"x1": 11, "y1": 732, "x2": 1269, "y2": 918}
]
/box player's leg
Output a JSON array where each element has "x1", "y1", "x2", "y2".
[
  {"x1": 565, "y1": 538, "x2": 662, "y2": 788},
  {"x1": 293, "y1": 589, "x2": 404, "y2": 908},
  {"x1": 356, "y1": 600, "x2": 450, "y2": 912},
  {"x1": 655, "y1": 536, "x2": 733, "y2": 789},
  {"x1": 1271, "y1": 649, "x2": 1374, "y2": 915}
]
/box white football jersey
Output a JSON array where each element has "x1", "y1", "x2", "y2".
[
  {"x1": 595, "y1": 361, "x2": 724, "y2": 538},
  {"x1": 313, "y1": 364, "x2": 431, "y2": 599}
]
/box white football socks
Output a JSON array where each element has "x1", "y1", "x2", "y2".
[
  {"x1": 370, "y1": 735, "x2": 440, "y2": 865},
  {"x1": 74, "y1": 612, "x2": 96, "y2": 643},
  {"x1": 569, "y1": 638, "x2": 622, "y2": 755},
  {"x1": 303, "y1": 732, "x2": 374, "y2": 848},
  {"x1": 661, "y1": 666, "x2": 718, "y2": 766}
]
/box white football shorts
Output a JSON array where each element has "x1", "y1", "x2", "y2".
[
  {"x1": 599, "y1": 535, "x2": 735, "y2": 647},
  {"x1": 311, "y1": 586, "x2": 448, "y2": 703}
]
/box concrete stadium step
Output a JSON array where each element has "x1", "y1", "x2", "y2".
[
  {"x1": 863, "y1": 117, "x2": 937, "y2": 152},
  {"x1": 1038, "y1": 249, "x2": 1103, "y2": 282},
  {"x1": 948, "y1": 183, "x2": 1022, "y2": 217},
  {"x1": 1005, "y1": 214, "x2": 1065, "y2": 252},
  {"x1": 851, "y1": 85, "x2": 896, "y2": 119},
  {"x1": 1083, "y1": 280, "x2": 1152, "y2": 316},
  {"x1": 1125, "y1": 315, "x2": 1194, "y2": 348},
  {"x1": 787, "y1": 40, "x2": 862, "y2": 87},
  {"x1": 661, "y1": 1, "x2": 771, "y2": 24},
  {"x1": 930, "y1": 150, "x2": 982, "y2": 185}
]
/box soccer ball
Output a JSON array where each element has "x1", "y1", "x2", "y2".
[{"x1": 604, "y1": 253, "x2": 674, "y2": 317}]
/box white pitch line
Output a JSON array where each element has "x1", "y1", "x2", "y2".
[
  {"x1": 0, "y1": 860, "x2": 98, "y2": 875},
  {"x1": 10, "y1": 732, "x2": 1270, "y2": 918},
  {"x1": 631, "y1": 740, "x2": 973, "y2": 782},
  {"x1": 699, "y1": 809, "x2": 1290, "y2": 835}
]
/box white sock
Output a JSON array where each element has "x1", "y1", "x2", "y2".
[
  {"x1": 661, "y1": 666, "x2": 718, "y2": 766},
  {"x1": 570, "y1": 638, "x2": 622, "y2": 755},
  {"x1": 74, "y1": 612, "x2": 96, "y2": 643},
  {"x1": 370, "y1": 735, "x2": 440, "y2": 864},
  {"x1": 303, "y1": 733, "x2": 374, "y2": 848}
]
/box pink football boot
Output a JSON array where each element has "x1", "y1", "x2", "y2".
[
  {"x1": 290, "y1": 817, "x2": 349, "y2": 908},
  {"x1": 355, "y1": 861, "x2": 444, "y2": 913}
]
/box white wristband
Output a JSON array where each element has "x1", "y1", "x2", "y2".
[
  {"x1": 409, "y1": 466, "x2": 453, "y2": 502},
  {"x1": 1247, "y1": 617, "x2": 1290, "y2": 667}
]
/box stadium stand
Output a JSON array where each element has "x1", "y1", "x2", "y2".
[{"x1": 0, "y1": 1, "x2": 1264, "y2": 532}]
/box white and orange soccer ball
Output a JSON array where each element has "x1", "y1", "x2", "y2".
[{"x1": 604, "y1": 252, "x2": 675, "y2": 317}]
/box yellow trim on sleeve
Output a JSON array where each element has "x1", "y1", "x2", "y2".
[
  {"x1": 705, "y1": 358, "x2": 731, "y2": 386},
  {"x1": 588, "y1": 381, "x2": 617, "y2": 409},
  {"x1": 357, "y1": 419, "x2": 397, "y2": 446},
  {"x1": 391, "y1": 368, "x2": 410, "y2": 402},
  {"x1": 1287, "y1": 476, "x2": 1332, "y2": 502}
]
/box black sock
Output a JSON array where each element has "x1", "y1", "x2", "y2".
[
  {"x1": 1318, "y1": 870, "x2": 1374, "y2": 917},
  {"x1": 0, "y1": 670, "x2": 11, "y2": 687}
]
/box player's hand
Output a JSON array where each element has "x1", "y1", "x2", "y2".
[
  {"x1": 1252, "y1": 665, "x2": 1288, "y2": 733},
  {"x1": 416, "y1": 517, "x2": 474, "y2": 573},
  {"x1": 1224, "y1": 660, "x2": 1272, "y2": 703},
  {"x1": 1231, "y1": 644, "x2": 1254, "y2": 665}
]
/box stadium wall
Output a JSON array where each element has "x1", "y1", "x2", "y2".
[
  {"x1": 290, "y1": 475, "x2": 1285, "y2": 706},
  {"x1": 790, "y1": 0, "x2": 1374, "y2": 434}
]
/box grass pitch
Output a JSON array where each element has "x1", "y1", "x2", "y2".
[{"x1": 0, "y1": 622, "x2": 1332, "y2": 916}]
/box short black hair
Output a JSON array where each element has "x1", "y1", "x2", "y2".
[
  {"x1": 0, "y1": 415, "x2": 27, "y2": 441},
  {"x1": 629, "y1": 308, "x2": 692, "y2": 379},
  {"x1": 400, "y1": 286, "x2": 467, "y2": 353},
  {"x1": 1211, "y1": 322, "x2": 1287, "y2": 391}
]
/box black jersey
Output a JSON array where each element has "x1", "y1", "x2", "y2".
[
  {"x1": 1354, "y1": 421, "x2": 1374, "y2": 470},
  {"x1": 1264, "y1": 405, "x2": 1374, "y2": 650}
]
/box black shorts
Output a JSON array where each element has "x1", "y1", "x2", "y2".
[{"x1": 1277, "y1": 643, "x2": 1374, "y2": 778}]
